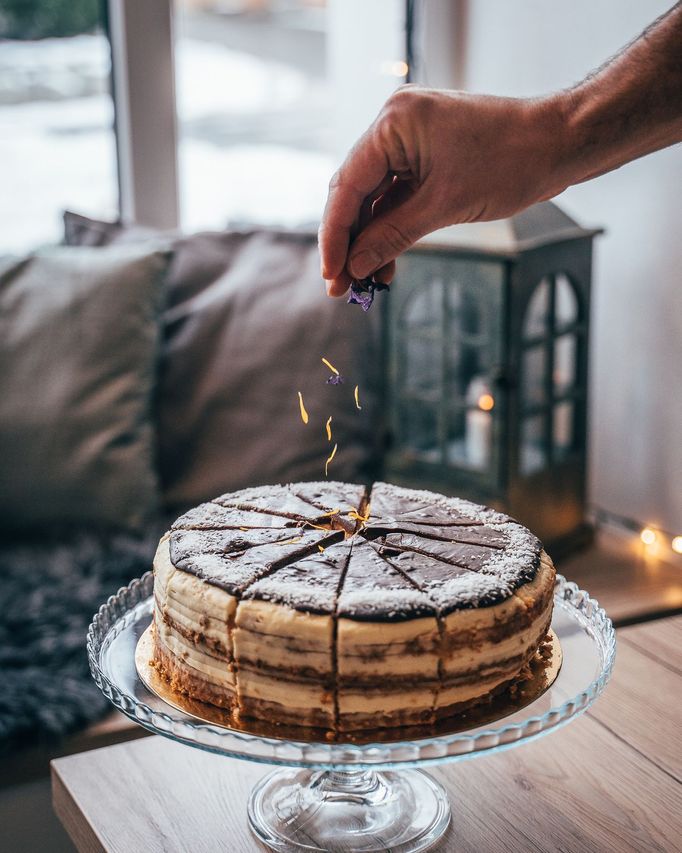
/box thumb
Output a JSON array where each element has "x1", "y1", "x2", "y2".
[{"x1": 347, "y1": 195, "x2": 433, "y2": 280}]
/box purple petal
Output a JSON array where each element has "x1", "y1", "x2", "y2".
[
  {"x1": 326, "y1": 374, "x2": 346, "y2": 385},
  {"x1": 347, "y1": 278, "x2": 389, "y2": 312}
]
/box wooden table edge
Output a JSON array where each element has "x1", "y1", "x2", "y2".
[{"x1": 52, "y1": 760, "x2": 107, "y2": 853}]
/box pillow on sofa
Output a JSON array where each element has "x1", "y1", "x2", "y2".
[
  {"x1": 0, "y1": 245, "x2": 169, "y2": 532},
  {"x1": 64, "y1": 214, "x2": 383, "y2": 512}
]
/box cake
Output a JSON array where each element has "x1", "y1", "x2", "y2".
[{"x1": 151, "y1": 481, "x2": 556, "y2": 732}]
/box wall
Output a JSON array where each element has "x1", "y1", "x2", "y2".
[{"x1": 430, "y1": 0, "x2": 682, "y2": 532}]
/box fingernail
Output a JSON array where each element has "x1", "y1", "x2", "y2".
[
  {"x1": 325, "y1": 280, "x2": 334, "y2": 296},
  {"x1": 350, "y1": 248, "x2": 382, "y2": 279}
]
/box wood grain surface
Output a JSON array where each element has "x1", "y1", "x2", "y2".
[{"x1": 52, "y1": 617, "x2": 682, "y2": 853}]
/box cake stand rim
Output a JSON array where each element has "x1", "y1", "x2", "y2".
[{"x1": 87, "y1": 572, "x2": 616, "y2": 770}]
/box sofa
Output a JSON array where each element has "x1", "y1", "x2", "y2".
[{"x1": 0, "y1": 212, "x2": 383, "y2": 752}]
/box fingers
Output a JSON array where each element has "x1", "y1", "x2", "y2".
[
  {"x1": 347, "y1": 184, "x2": 431, "y2": 280},
  {"x1": 318, "y1": 130, "x2": 392, "y2": 282},
  {"x1": 374, "y1": 260, "x2": 395, "y2": 284}
]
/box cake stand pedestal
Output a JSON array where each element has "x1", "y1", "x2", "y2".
[{"x1": 88, "y1": 574, "x2": 615, "y2": 853}]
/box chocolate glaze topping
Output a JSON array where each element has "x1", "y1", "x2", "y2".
[{"x1": 166, "y1": 481, "x2": 543, "y2": 619}]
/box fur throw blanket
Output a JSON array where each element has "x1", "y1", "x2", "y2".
[{"x1": 0, "y1": 530, "x2": 157, "y2": 753}]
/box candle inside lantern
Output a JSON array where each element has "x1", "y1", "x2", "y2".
[{"x1": 465, "y1": 376, "x2": 494, "y2": 470}]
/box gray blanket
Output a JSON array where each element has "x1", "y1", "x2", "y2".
[{"x1": 0, "y1": 531, "x2": 157, "y2": 752}]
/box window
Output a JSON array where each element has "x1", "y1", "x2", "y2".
[
  {"x1": 173, "y1": 0, "x2": 335, "y2": 232},
  {"x1": 0, "y1": 1, "x2": 118, "y2": 253}
]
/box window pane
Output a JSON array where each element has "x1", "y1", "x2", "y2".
[
  {"x1": 402, "y1": 277, "x2": 442, "y2": 328},
  {"x1": 520, "y1": 415, "x2": 547, "y2": 476},
  {"x1": 404, "y1": 336, "x2": 440, "y2": 395},
  {"x1": 554, "y1": 334, "x2": 577, "y2": 394},
  {"x1": 555, "y1": 272, "x2": 579, "y2": 327},
  {"x1": 521, "y1": 344, "x2": 547, "y2": 408},
  {"x1": 0, "y1": 19, "x2": 117, "y2": 253},
  {"x1": 446, "y1": 378, "x2": 495, "y2": 471},
  {"x1": 399, "y1": 404, "x2": 439, "y2": 461},
  {"x1": 174, "y1": 0, "x2": 334, "y2": 231},
  {"x1": 523, "y1": 277, "x2": 550, "y2": 340},
  {"x1": 553, "y1": 401, "x2": 575, "y2": 457}
]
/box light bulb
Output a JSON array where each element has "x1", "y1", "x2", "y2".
[
  {"x1": 672, "y1": 536, "x2": 682, "y2": 554},
  {"x1": 478, "y1": 394, "x2": 495, "y2": 412}
]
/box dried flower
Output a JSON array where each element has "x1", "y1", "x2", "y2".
[
  {"x1": 348, "y1": 506, "x2": 370, "y2": 524},
  {"x1": 347, "y1": 278, "x2": 389, "y2": 312},
  {"x1": 277, "y1": 536, "x2": 303, "y2": 545},
  {"x1": 325, "y1": 443, "x2": 338, "y2": 477},
  {"x1": 297, "y1": 391, "x2": 309, "y2": 424}
]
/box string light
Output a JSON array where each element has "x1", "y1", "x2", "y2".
[
  {"x1": 478, "y1": 393, "x2": 495, "y2": 412},
  {"x1": 379, "y1": 60, "x2": 409, "y2": 77},
  {"x1": 640, "y1": 528, "x2": 657, "y2": 546},
  {"x1": 591, "y1": 508, "x2": 681, "y2": 559}
]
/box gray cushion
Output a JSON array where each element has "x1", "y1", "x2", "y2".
[
  {"x1": 159, "y1": 229, "x2": 383, "y2": 510},
  {"x1": 0, "y1": 245, "x2": 169, "y2": 532},
  {"x1": 63, "y1": 214, "x2": 383, "y2": 511}
]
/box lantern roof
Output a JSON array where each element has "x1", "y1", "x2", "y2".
[{"x1": 416, "y1": 201, "x2": 602, "y2": 259}]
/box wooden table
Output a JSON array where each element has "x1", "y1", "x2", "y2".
[{"x1": 52, "y1": 616, "x2": 682, "y2": 852}]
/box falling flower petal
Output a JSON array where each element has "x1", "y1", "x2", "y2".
[
  {"x1": 354, "y1": 385, "x2": 362, "y2": 410},
  {"x1": 326, "y1": 374, "x2": 345, "y2": 385},
  {"x1": 321, "y1": 357, "x2": 339, "y2": 375},
  {"x1": 298, "y1": 391, "x2": 309, "y2": 424},
  {"x1": 325, "y1": 443, "x2": 338, "y2": 477},
  {"x1": 325, "y1": 416, "x2": 333, "y2": 441},
  {"x1": 318, "y1": 545, "x2": 325, "y2": 553}
]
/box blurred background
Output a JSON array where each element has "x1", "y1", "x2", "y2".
[{"x1": 1, "y1": 0, "x2": 680, "y2": 537}]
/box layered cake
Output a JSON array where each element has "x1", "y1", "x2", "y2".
[{"x1": 151, "y1": 482, "x2": 555, "y2": 732}]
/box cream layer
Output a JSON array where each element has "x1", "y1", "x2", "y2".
[
  {"x1": 337, "y1": 615, "x2": 440, "y2": 680},
  {"x1": 234, "y1": 599, "x2": 334, "y2": 680},
  {"x1": 154, "y1": 537, "x2": 236, "y2": 657},
  {"x1": 337, "y1": 684, "x2": 437, "y2": 715},
  {"x1": 440, "y1": 603, "x2": 551, "y2": 677},
  {"x1": 237, "y1": 667, "x2": 334, "y2": 717},
  {"x1": 155, "y1": 618, "x2": 236, "y2": 690}
]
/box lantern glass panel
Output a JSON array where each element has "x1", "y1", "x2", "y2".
[
  {"x1": 403, "y1": 277, "x2": 442, "y2": 329},
  {"x1": 555, "y1": 273, "x2": 579, "y2": 328},
  {"x1": 399, "y1": 402, "x2": 439, "y2": 461},
  {"x1": 523, "y1": 277, "x2": 551, "y2": 340},
  {"x1": 554, "y1": 334, "x2": 577, "y2": 395},
  {"x1": 553, "y1": 400, "x2": 575, "y2": 457},
  {"x1": 448, "y1": 378, "x2": 496, "y2": 471},
  {"x1": 390, "y1": 255, "x2": 504, "y2": 485},
  {"x1": 520, "y1": 414, "x2": 547, "y2": 475},
  {"x1": 522, "y1": 344, "x2": 547, "y2": 408},
  {"x1": 405, "y1": 335, "x2": 440, "y2": 394}
]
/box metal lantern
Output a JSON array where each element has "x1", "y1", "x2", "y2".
[{"x1": 383, "y1": 202, "x2": 602, "y2": 557}]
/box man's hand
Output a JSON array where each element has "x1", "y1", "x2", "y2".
[
  {"x1": 319, "y1": 4, "x2": 682, "y2": 298},
  {"x1": 319, "y1": 87, "x2": 568, "y2": 297}
]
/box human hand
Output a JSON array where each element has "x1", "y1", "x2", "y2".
[{"x1": 319, "y1": 85, "x2": 569, "y2": 297}]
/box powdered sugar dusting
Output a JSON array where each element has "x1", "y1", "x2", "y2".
[
  {"x1": 169, "y1": 481, "x2": 542, "y2": 618},
  {"x1": 338, "y1": 587, "x2": 436, "y2": 621}
]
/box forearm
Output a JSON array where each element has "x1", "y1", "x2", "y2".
[{"x1": 553, "y1": 3, "x2": 682, "y2": 189}]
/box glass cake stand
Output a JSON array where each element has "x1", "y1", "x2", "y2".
[{"x1": 87, "y1": 573, "x2": 615, "y2": 853}]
